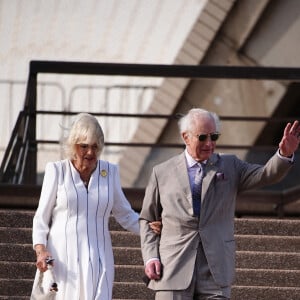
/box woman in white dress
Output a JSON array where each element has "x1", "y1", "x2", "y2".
[{"x1": 31, "y1": 113, "x2": 159, "y2": 300}]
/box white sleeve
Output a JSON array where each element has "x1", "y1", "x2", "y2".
[
  {"x1": 32, "y1": 162, "x2": 58, "y2": 248},
  {"x1": 111, "y1": 164, "x2": 140, "y2": 235}
]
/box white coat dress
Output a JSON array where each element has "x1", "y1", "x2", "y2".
[{"x1": 31, "y1": 159, "x2": 139, "y2": 300}]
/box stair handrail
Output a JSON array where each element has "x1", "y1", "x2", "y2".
[
  {"x1": 0, "y1": 110, "x2": 30, "y2": 183},
  {"x1": 1, "y1": 60, "x2": 300, "y2": 215}
]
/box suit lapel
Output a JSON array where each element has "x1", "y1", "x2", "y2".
[{"x1": 173, "y1": 153, "x2": 194, "y2": 215}]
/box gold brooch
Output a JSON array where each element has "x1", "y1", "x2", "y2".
[{"x1": 100, "y1": 169, "x2": 107, "y2": 177}]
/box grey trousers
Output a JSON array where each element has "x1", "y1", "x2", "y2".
[{"x1": 155, "y1": 242, "x2": 231, "y2": 300}]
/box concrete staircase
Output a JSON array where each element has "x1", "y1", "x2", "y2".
[{"x1": 0, "y1": 209, "x2": 299, "y2": 300}]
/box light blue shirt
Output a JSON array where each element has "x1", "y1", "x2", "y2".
[{"x1": 184, "y1": 149, "x2": 206, "y2": 190}]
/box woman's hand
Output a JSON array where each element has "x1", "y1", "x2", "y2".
[
  {"x1": 35, "y1": 244, "x2": 52, "y2": 273},
  {"x1": 149, "y1": 220, "x2": 162, "y2": 235}
]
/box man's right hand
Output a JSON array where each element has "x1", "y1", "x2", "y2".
[{"x1": 145, "y1": 259, "x2": 162, "y2": 280}]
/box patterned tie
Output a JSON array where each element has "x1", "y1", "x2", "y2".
[{"x1": 192, "y1": 163, "x2": 204, "y2": 217}]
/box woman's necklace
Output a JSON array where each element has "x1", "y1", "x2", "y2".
[
  {"x1": 72, "y1": 160, "x2": 97, "y2": 188},
  {"x1": 81, "y1": 174, "x2": 91, "y2": 188},
  {"x1": 80, "y1": 166, "x2": 97, "y2": 188}
]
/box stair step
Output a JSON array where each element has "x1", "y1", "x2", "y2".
[
  {"x1": 0, "y1": 244, "x2": 35, "y2": 262},
  {"x1": 236, "y1": 251, "x2": 300, "y2": 270},
  {"x1": 2, "y1": 242, "x2": 298, "y2": 271},
  {"x1": 114, "y1": 266, "x2": 300, "y2": 287},
  {"x1": 113, "y1": 247, "x2": 143, "y2": 265},
  {"x1": 1, "y1": 209, "x2": 300, "y2": 235},
  {"x1": 235, "y1": 269, "x2": 300, "y2": 287},
  {"x1": 0, "y1": 210, "x2": 34, "y2": 228},
  {"x1": 114, "y1": 265, "x2": 145, "y2": 283},
  {"x1": 0, "y1": 227, "x2": 32, "y2": 244},
  {"x1": 2, "y1": 227, "x2": 300, "y2": 254},
  {"x1": 236, "y1": 234, "x2": 300, "y2": 252},
  {"x1": 234, "y1": 218, "x2": 300, "y2": 236},
  {"x1": 231, "y1": 286, "x2": 300, "y2": 300},
  {"x1": 115, "y1": 285, "x2": 300, "y2": 300},
  {"x1": 0, "y1": 279, "x2": 33, "y2": 297},
  {"x1": 0, "y1": 227, "x2": 141, "y2": 247},
  {"x1": 0, "y1": 244, "x2": 143, "y2": 265},
  {"x1": 0, "y1": 279, "x2": 155, "y2": 299},
  {"x1": 1, "y1": 280, "x2": 300, "y2": 299},
  {"x1": 114, "y1": 248, "x2": 300, "y2": 270},
  {"x1": 0, "y1": 261, "x2": 35, "y2": 279},
  {"x1": 113, "y1": 282, "x2": 154, "y2": 300},
  {"x1": 111, "y1": 231, "x2": 141, "y2": 247},
  {"x1": 0, "y1": 297, "x2": 29, "y2": 300}
]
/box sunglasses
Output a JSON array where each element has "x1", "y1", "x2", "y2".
[{"x1": 196, "y1": 132, "x2": 220, "y2": 142}]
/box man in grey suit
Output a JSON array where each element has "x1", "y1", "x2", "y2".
[{"x1": 139, "y1": 108, "x2": 300, "y2": 299}]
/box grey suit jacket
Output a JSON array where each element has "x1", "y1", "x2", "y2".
[{"x1": 139, "y1": 152, "x2": 292, "y2": 290}]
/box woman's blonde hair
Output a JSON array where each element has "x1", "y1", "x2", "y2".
[{"x1": 63, "y1": 113, "x2": 104, "y2": 159}]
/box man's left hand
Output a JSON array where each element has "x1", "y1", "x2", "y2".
[{"x1": 279, "y1": 120, "x2": 300, "y2": 157}]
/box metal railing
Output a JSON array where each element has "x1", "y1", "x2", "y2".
[
  {"x1": 0, "y1": 60, "x2": 300, "y2": 216},
  {"x1": 0, "y1": 111, "x2": 30, "y2": 183}
]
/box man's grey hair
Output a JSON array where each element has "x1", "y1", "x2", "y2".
[{"x1": 178, "y1": 108, "x2": 221, "y2": 134}]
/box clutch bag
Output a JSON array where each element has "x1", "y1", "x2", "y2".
[{"x1": 31, "y1": 258, "x2": 58, "y2": 300}]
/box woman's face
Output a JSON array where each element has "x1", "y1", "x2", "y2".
[{"x1": 73, "y1": 141, "x2": 99, "y2": 172}]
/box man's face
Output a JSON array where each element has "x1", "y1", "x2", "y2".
[{"x1": 182, "y1": 115, "x2": 218, "y2": 162}]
